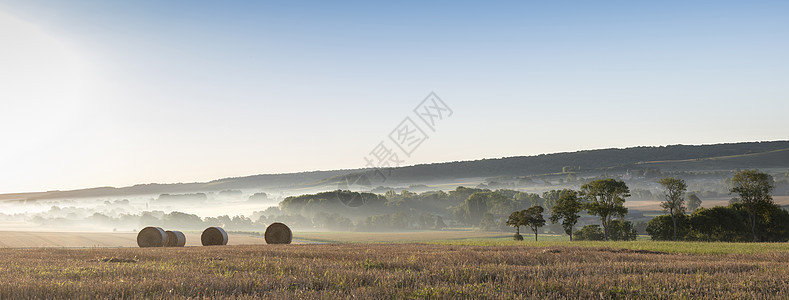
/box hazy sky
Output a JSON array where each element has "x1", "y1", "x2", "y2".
[{"x1": 1, "y1": 1, "x2": 787, "y2": 193}]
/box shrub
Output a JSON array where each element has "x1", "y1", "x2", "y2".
[
  {"x1": 687, "y1": 206, "x2": 750, "y2": 242},
  {"x1": 646, "y1": 204, "x2": 789, "y2": 242},
  {"x1": 608, "y1": 220, "x2": 638, "y2": 241},
  {"x1": 646, "y1": 214, "x2": 689, "y2": 241},
  {"x1": 574, "y1": 225, "x2": 605, "y2": 241},
  {"x1": 758, "y1": 204, "x2": 789, "y2": 242},
  {"x1": 633, "y1": 221, "x2": 648, "y2": 235}
]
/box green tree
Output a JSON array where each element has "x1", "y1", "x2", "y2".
[
  {"x1": 541, "y1": 190, "x2": 565, "y2": 212},
  {"x1": 523, "y1": 206, "x2": 546, "y2": 241},
  {"x1": 417, "y1": 213, "x2": 428, "y2": 229},
  {"x1": 730, "y1": 169, "x2": 775, "y2": 242},
  {"x1": 391, "y1": 212, "x2": 409, "y2": 229},
  {"x1": 434, "y1": 216, "x2": 447, "y2": 230},
  {"x1": 755, "y1": 203, "x2": 789, "y2": 242},
  {"x1": 658, "y1": 177, "x2": 687, "y2": 240},
  {"x1": 580, "y1": 179, "x2": 630, "y2": 241},
  {"x1": 515, "y1": 192, "x2": 543, "y2": 209},
  {"x1": 506, "y1": 210, "x2": 524, "y2": 240},
  {"x1": 687, "y1": 193, "x2": 702, "y2": 211},
  {"x1": 548, "y1": 189, "x2": 582, "y2": 241},
  {"x1": 478, "y1": 213, "x2": 499, "y2": 231},
  {"x1": 687, "y1": 206, "x2": 750, "y2": 242},
  {"x1": 486, "y1": 192, "x2": 515, "y2": 215},
  {"x1": 451, "y1": 205, "x2": 469, "y2": 225},
  {"x1": 464, "y1": 192, "x2": 489, "y2": 226}
]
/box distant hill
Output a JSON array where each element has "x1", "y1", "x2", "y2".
[
  {"x1": 2, "y1": 141, "x2": 787, "y2": 201},
  {"x1": 375, "y1": 141, "x2": 789, "y2": 183}
]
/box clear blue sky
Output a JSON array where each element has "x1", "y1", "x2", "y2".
[{"x1": 1, "y1": 1, "x2": 787, "y2": 193}]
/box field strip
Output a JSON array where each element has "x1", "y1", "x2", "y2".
[
  {"x1": 0, "y1": 231, "x2": 320, "y2": 248},
  {"x1": 292, "y1": 231, "x2": 511, "y2": 243},
  {"x1": 1, "y1": 243, "x2": 788, "y2": 298}
]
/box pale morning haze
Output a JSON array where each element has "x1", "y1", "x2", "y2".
[{"x1": 1, "y1": 1, "x2": 787, "y2": 193}]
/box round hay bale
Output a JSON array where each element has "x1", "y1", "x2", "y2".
[
  {"x1": 137, "y1": 227, "x2": 167, "y2": 247},
  {"x1": 201, "y1": 227, "x2": 228, "y2": 246},
  {"x1": 265, "y1": 222, "x2": 292, "y2": 244},
  {"x1": 165, "y1": 230, "x2": 186, "y2": 247}
]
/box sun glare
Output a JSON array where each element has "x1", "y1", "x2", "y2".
[{"x1": 0, "y1": 11, "x2": 94, "y2": 188}]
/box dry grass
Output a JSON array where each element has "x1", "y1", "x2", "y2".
[
  {"x1": 1, "y1": 244, "x2": 788, "y2": 298},
  {"x1": 0, "y1": 231, "x2": 271, "y2": 248},
  {"x1": 430, "y1": 239, "x2": 789, "y2": 255},
  {"x1": 292, "y1": 231, "x2": 509, "y2": 243}
]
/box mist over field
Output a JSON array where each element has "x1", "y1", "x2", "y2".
[
  {"x1": 2, "y1": 142, "x2": 787, "y2": 237},
  {"x1": 0, "y1": 191, "x2": 280, "y2": 232}
]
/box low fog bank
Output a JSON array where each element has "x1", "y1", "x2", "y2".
[
  {"x1": 2, "y1": 168, "x2": 788, "y2": 234},
  {"x1": 0, "y1": 189, "x2": 286, "y2": 232}
]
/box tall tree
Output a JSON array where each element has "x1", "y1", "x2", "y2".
[
  {"x1": 486, "y1": 192, "x2": 515, "y2": 215},
  {"x1": 687, "y1": 193, "x2": 702, "y2": 212},
  {"x1": 506, "y1": 210, "x2": 524, "y2": 240},
  {"x1": 523, "y1": 206, "x2": 546, "y2": 241},
  {"x1": 541, "y1": 190, "x2": 564, "y2": 212},
  {"x1": 464, "y1": 192, "x2": 489, "y2": 226},
  {"x1": 658, "y1": 177, "x2": 687, "y2": 240},
  {"x1": 580, "y1": 179, "x2": 630, "y2": 241},
  {"x1": 434, "y1": 216, "x2": 447, "y2": 230},
  {"x1": 548, "y1": 189, "x2": 583, "y2": 241},
  {"x1": 730, "y1": 169, "x2": 775, "y2": 242},
  {"x1": 515, "y1": 192, "x2": 543, "y2": 209}
]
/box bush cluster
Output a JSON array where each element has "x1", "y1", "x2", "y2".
[
  {"x1": 646, "y1": 203, "x2": 789, "y2": 242},
  {"x1": 574, "y1": 220, "x2": 638, "y2": 241}
]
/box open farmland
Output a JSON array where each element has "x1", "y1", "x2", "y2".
[
  {"x1": 1, "y1": 243, "x2": 788, "y2": 298},
  {"x1": 0, "y1": 231, "x2": 274, "y2": 248},
  {"x1": 292, "y1": 231, "x2": 509, "y2": 243},
  {"x1": 0, "y1": 231, "x2": 508, "y2": 248}
]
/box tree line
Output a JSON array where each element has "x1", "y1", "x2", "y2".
[
  {"x1": 647, "y1": 169, "x2": 789, "y2": 242},
  {"x1": 506, "y1": 178, "x2": 635, "y2": 241},
  {"x1": 275, "y1": 188, "x2": 556, "y2": 231},
  {"x1": 504, "y1": 169, "x2": 787, "y2": 243},
  {"x1": 256, "y1": 169, "x2": 786, "y2": 238}
]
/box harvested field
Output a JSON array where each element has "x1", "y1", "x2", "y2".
[
  {"x1": 0, "y1": 244, "x2": 788, "y2": 298},
  {"x1": 0, "y1": 230, "x2": 506, "y2": 248},
  {"x1": 292, "y1": 230, "x2": 509, "y2": 243},
  {"x1": 0, "y1": 231, "x2": 276, "y2": 248}
]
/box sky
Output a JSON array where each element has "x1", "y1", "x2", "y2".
[{"x1": 0, "y1": 1, "x2": 787, "y2": 193}]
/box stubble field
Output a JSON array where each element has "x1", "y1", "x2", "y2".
[{"x1": 1, "y1": 241, "x2": 789, "y2": 299}]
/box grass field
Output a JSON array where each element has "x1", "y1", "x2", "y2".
[{"x1": 1, "y1": 243, "x2": 788, "y2": 298}]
